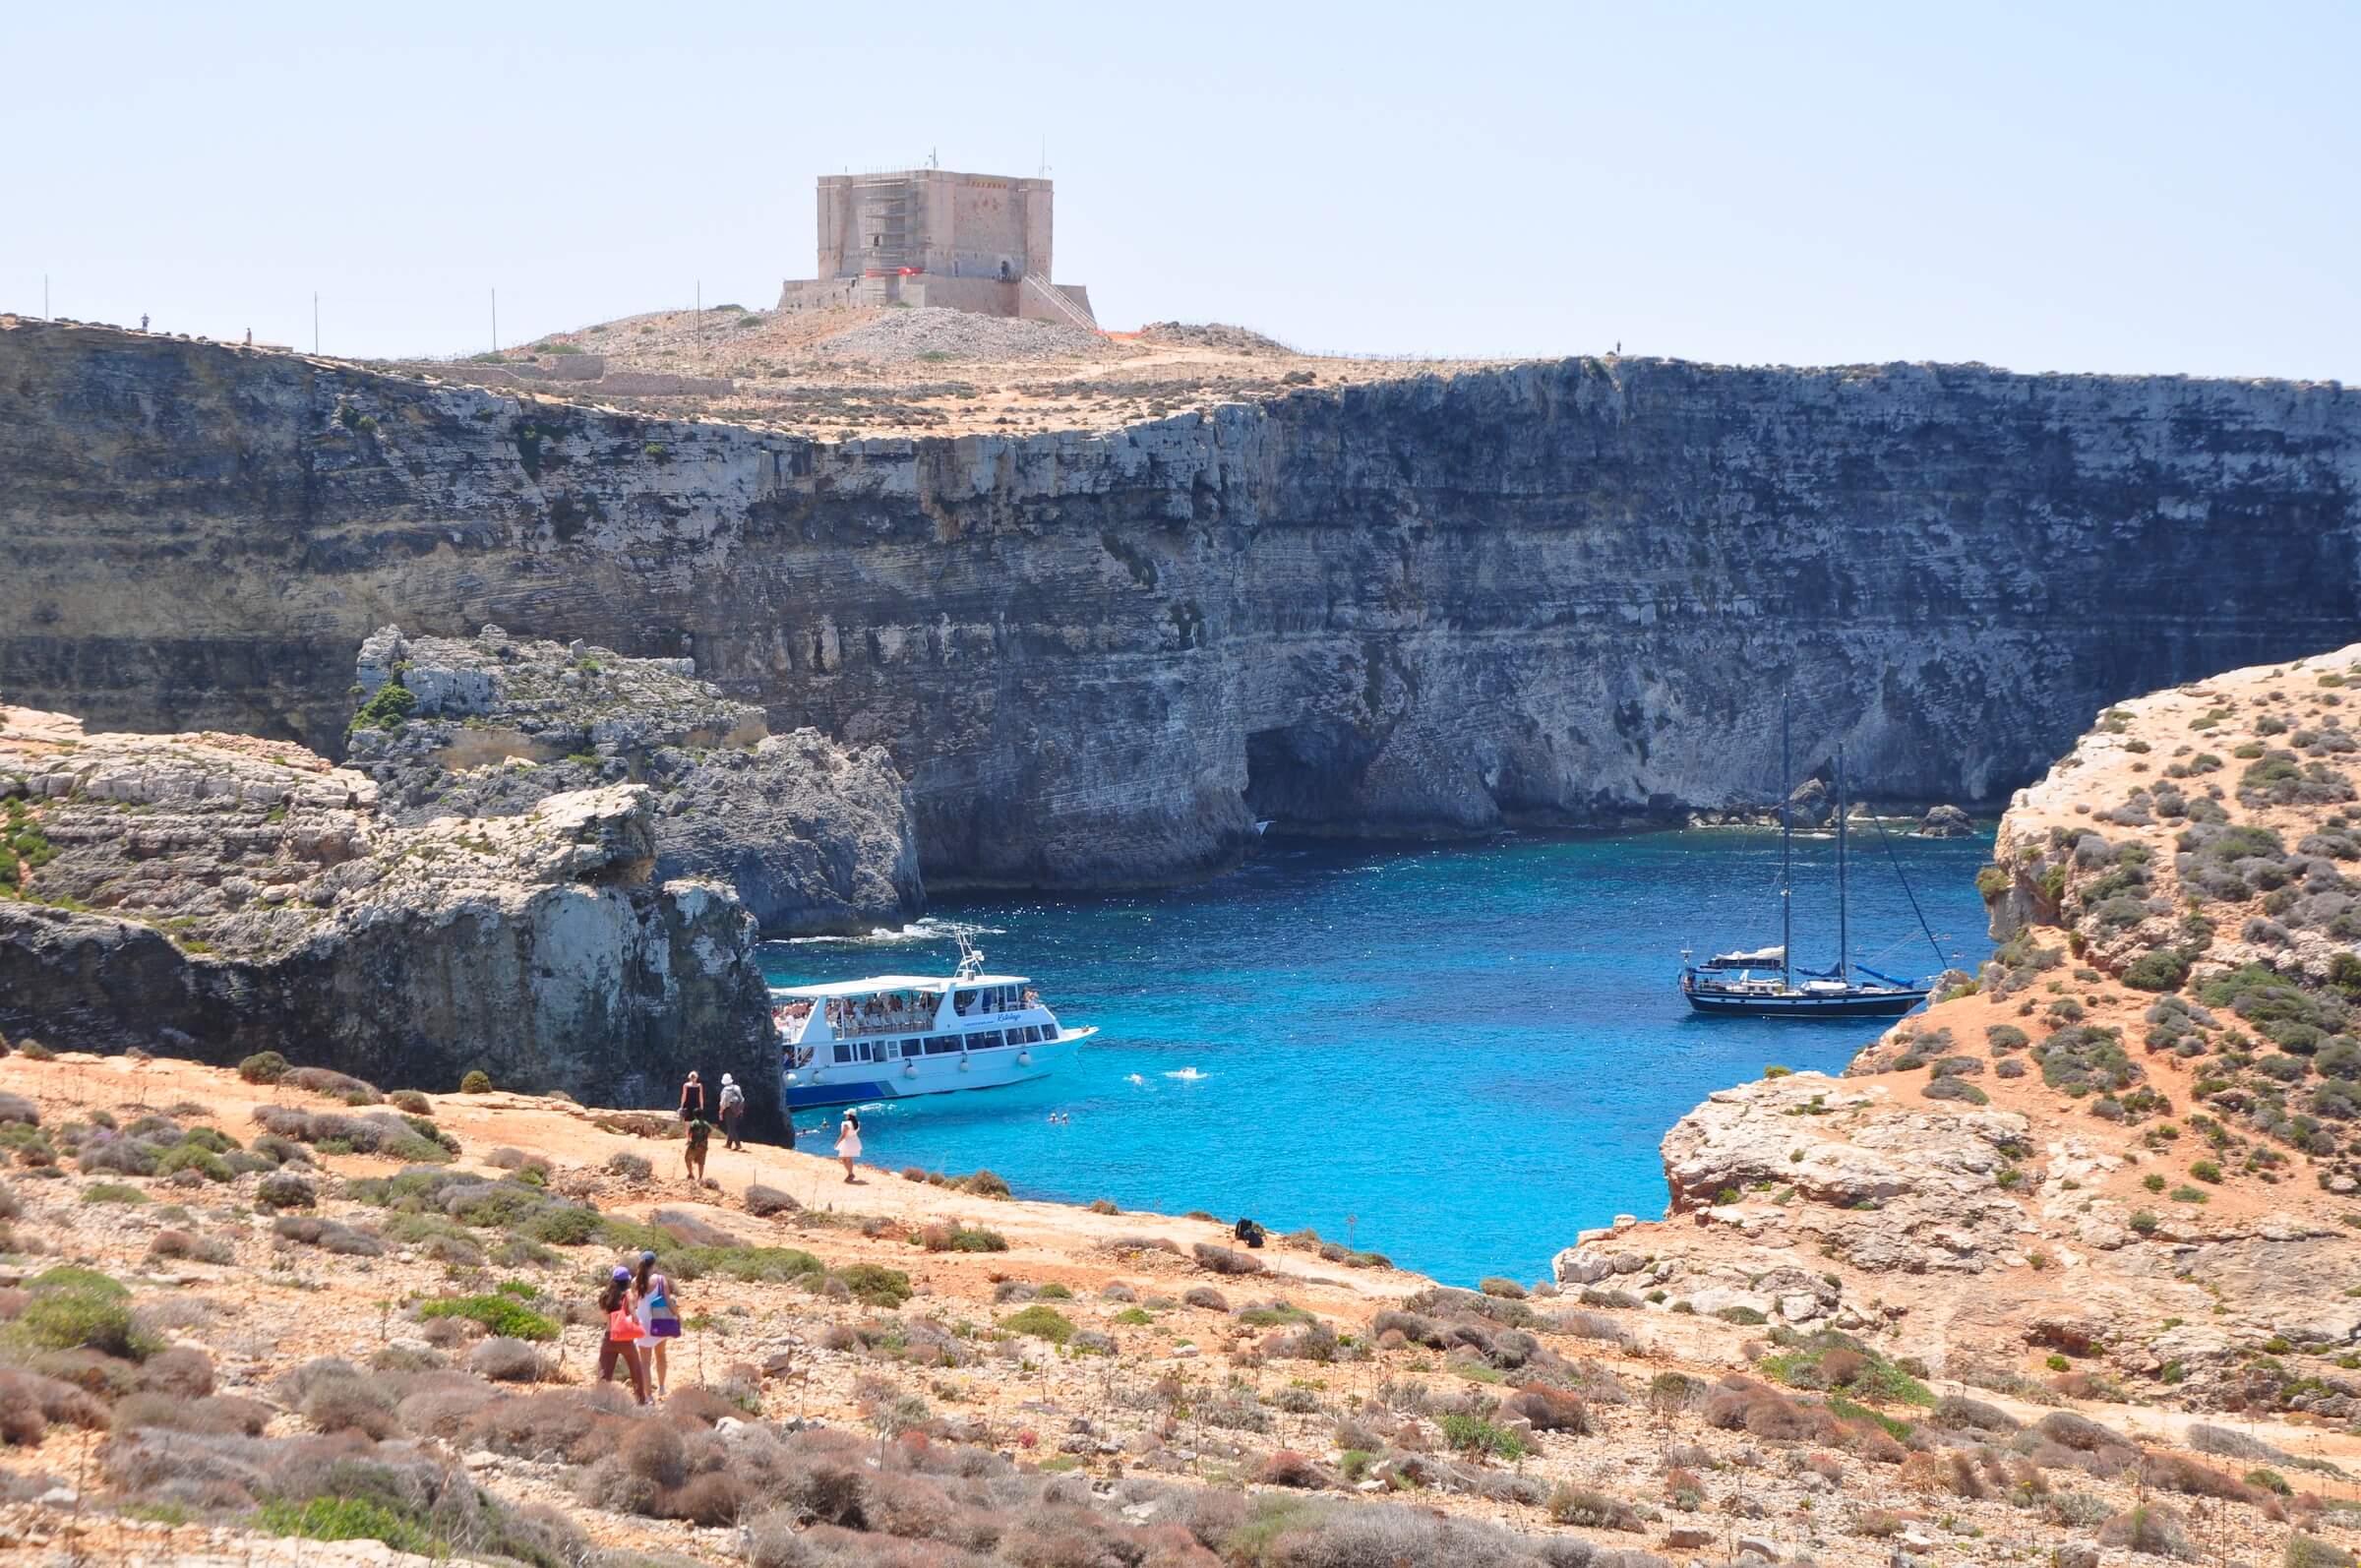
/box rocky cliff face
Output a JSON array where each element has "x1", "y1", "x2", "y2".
[
  {"x1": 6, "y1": 317, "x2": 2357, "y2": 886},
  {"x1": 0, "y1": 706, "x2": 779, "y2": 1118},
  {"x1": 1555, "y1": 648, "x2": 2361, "y2": 1422},
  {"x1": 346, "y1": 625, "x2": 920, "y2": 935}
]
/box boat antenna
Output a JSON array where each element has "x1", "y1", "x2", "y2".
[
  {"x1": 1836, "y1": 745, "x2": 1850, "y2": 983},
  {"x1": 951, "y1": 924, "x2": 986, "y2": 980},
  {"x1": 1780, "y1": 694, "x2": 1792, "y2": 993},
  {"x1": 1868, "y1": 810, "x2": 1950, "y2": 971}
]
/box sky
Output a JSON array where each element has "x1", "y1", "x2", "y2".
[{"x1": 8, "y1": 2, "x2": 2356, "y2": 380}]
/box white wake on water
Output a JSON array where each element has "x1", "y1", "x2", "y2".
[
  {"x1": 1164, "y1": 1067, "x2": 1206, "y2": 1081},
  {"x1": 771, "y1": 917, "x2": 1006, "y2": 948}
]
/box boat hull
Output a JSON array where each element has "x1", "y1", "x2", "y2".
[
  {"x1": 1682, "y1": 988, "x2": 1927, "y2": 1019},
  {"x1": 782, "y1": 1029, "x2": 1092, "y2": 1110}
]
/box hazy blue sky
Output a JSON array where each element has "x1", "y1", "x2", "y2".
[{"x1": 9, "y1": 2, "x2": 2355, "y2": 379}]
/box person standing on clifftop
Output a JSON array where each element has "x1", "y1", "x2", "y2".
[
  {"x1": 717, "y1": 1073, "x2": 746, "y2": 1150},
  {"x1": 683, "y1": 1116, "x2": 710, "y2": 1185},
  {"x1": 677, "y1": 1071, "x2": 704, "y2": 1123},
  {"x1": 835, "y1": 1110, "x2": 863, "y2": 1183}
]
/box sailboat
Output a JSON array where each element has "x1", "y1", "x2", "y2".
[{"x1": 1679, "y1": 708, "x2": 1943, "y2": 1019}]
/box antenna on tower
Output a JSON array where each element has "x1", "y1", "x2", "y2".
[
  {"x1": 1039, "y1": 136, "x2": 1048, "y2": 177},
  {"x1": 927, "y1": 147, "x2": 938, "y2": 169}
]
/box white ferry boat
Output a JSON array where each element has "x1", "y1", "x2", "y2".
[{"x1": 772, "y1": 935, "x2": 1096, "y2": 1111}]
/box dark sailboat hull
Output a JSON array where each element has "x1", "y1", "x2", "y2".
[{"x1": 1681, "y1": 984, "x2": 1928, "y2": 1018}]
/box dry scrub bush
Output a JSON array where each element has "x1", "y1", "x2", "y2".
[
  {"x1": 0, "y1": 1370, "x2": 106, "y2": 1444},
  {"x1": 272, "y1": 1215, "x2": 385, "y2": 1256},
  {"x1": 148, "y1": 1229, "x2": 234, "y2": 1265},
  {"x1": 467, "y1": 1337, "x2": 548, "y2": 1384},
  {"x1": 746, "y1": 1182, "x2": 800, "y2": 1217},
  {"x1": 280, "y1": 1066, "x2": 381, "y2": 1102},
  {"x1": 137, "y1": 1346, "x2": 213, "y2": 1399},
  {"x1": 1192, "y1": 1242, "x2": 1261, "y2": 1276},
  {"x1": 1503, "y1": 1384, "x2": 1590, "y2": 1433}
]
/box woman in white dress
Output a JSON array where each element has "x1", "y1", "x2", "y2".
[{"x1": 835, "y1": 1110, "x2": 862, "y2": 1183}]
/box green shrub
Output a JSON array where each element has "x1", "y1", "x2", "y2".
[
  {"x1": 668, "y1": 1244, "x2": 825, "y2": 1285},
  {"x1": 2130, "y1": 1210, "x2": 2160, "y2": 1235},
  {"x1": 259, "y1": 1496, "x2": 435, "y2": 1556},
  {"x1": 1437, "y1": 1412, "x2": 1529, "y2": 1461},
  {"x1": 154, "y1": 1144, "x2": 232, "y2": 1183},
  {"x1": 238, "y1": 1051, "x2": 289, "y2": 1084},
  {"x1": 415, "y1": 1294, "x2": 558, "y2": 1342},
  {"x1": 2122, "y1": 948, "x2": 2192, "y2": 993},
  {"x1": 459, "y1": 1070, "x2": 492, "y2": 1094},
  {"x1": 348, "y1": 681, "x2": 416, "y2": 737},
  {"x1": 1758, "y1": 1330, "x2": 1934, "y2": 1406},
  {"x1": 999, "y1": 1304, "x2": 1075, "y2": 1345},
  {"x1": 2191, "y1": 1159, "x2": 2222, "y2": 1183},
  {"x1": 80, "y1": 1182, "x2": 146, "y2": 1205},
  {"x1": 13, "y1": 1276, "x2": 158, "y2": 1360},
  {"x1": 833, "y1": 1263, "x2": 912, "y2": 1308},
  {"x1": 925, "y1": 1225, "x2": 1007, "y2": 1253}
]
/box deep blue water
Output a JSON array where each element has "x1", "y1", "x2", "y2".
[{"x1": 761, "y1": 827, "x2": 1994, "y2": 1287}]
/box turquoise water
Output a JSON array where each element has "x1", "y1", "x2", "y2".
[{"x1": 761, "y1": 827, "x2": 1995, "y2": 1287}]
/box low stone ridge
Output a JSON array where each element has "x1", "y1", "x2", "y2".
[
  {"x1": 346, "y1": 625, "x2": 921, "y2": 936},
  {"x1": 0, "y1": 705, "x2": 777, "y2": 1114}
]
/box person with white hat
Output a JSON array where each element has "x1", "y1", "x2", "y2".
[{"x1": 717, "y1": 1072, "x2": 747, "y2": 1150}]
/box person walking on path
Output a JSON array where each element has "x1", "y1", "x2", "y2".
[
  {"x1": 677, "y1": 1071, "x2": 704, "y2": 1123},
  {"x1": 717, "y1": 1073, "x2": 746, "y2": 1150},
  {"x1": 835, "y1": 1110, "x2": 863, "y2": 1183},
  {"x1": 634, "y1": 1250, "x2": 681, "y2": 1399},
  {"x1": 683, "y1": 1116, "x2": 710, "y2": 1184},
  {"x1": 596, "y1": 1267, "x2": 650, "y2": 1405}
]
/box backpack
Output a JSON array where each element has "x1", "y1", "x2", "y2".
[
  {"x1": 719, "y1": 1082, "x2": 745, "y2": 1113},
  {"x1": 1234, "y1": 1217, "x2": 1266, "y2": 1249}
]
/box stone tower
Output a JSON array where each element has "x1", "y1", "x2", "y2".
[{"x1": 778, "y1": 168, "x2": 1095, "y2": 328}]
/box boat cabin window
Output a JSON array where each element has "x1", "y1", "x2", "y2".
[
  {"x1": 826, "y1": 990, "x2": 932, "y2": 1038},
  {"x1": 1040, "y1": 1022, "x2": 1059, "y2": 1040},
  {"x1": 924, "y1": 1035, "x2": 961, "y2": 1055},
  {"x1": 965, "y1": 1031, "x2": 1003, "y2": 1051},
  {"x1": 831, "y1": 1044, "x2": 853, "y2": 1064}
]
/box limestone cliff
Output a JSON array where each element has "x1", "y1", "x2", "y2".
[
  {"x1": 1556, "y1": 647, "x2": 2361, "y2": 1425},
  {"x1": 6, "y1": 317, "x2": 2359, "y2": 886},
  {"x1": 345, "y1": 624, "x2": 920, "y2": 935},
  {"x1": 0, "y1": 706, "x2": 778, "y2": 1117}
]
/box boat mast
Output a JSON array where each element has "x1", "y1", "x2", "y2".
[
  {"x1": 1836, "y1": 745, "x2": 1850, "y2": 985},
  {"x1": 1780, "y1": 697, "x2": 1792, "y2": 993}
]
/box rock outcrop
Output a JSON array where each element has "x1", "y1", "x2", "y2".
[
  {"x1": 345, "y1": 625, "x2": 920, "y2": 935},
  {"x1": 0, "y1": 706, "x2": 778, "y2": 1117},
  {"x1": 7, "y1": 318, "x2": 2359, "y2": 886},
  {"x1": 1556, "y1": 646, "x2": 2361, "y2": 1419}
]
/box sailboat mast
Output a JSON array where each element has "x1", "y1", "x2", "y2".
[
  {"x1": 1836, "y1": 745, "x2": 1850, "y2": 983},
  {"x1": 1780, "y1": 699, "x2": 1792, "y2": 992}
]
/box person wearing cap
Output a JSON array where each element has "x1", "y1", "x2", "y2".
[
  {"x1": 635, "y1": 1249, "x2": 681, "y2": 1399},
  {"x1": 597, "y1": 1265, "x2": 650, "y2": 1404},
  {"x1": 717, "y1": 1072, "x2": 747, "y2": 1151}
]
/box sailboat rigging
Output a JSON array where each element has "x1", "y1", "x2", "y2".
[{"x1": 1679, "y1": 705, "x2": 1942, "y2": 1019}]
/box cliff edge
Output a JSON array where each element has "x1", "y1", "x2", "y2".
[
  {"x1": 0, "y1": 705, "x2": 778, "y2": 1114},
  {"x1": 1559, "y1": 644, "x2": 2361, "y2": 1434},
  {"x1": 8, "y1": 317, "x2": 2360, "y2": 888}
]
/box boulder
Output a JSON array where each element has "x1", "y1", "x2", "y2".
[{"x1": 1919, "y1": 803, "x2": 1974, "y2": 836}]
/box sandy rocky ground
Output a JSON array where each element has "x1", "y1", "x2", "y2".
[
  {"x1": 0, "y1": 989, "x2": 2351, "y2": 1566},
  {"x1": 378, "y1": 305, "x2": 1506, "y2": 441}
]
